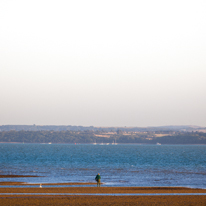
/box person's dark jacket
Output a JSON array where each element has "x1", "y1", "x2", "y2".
[{"x1": 95, "y1": 174, "x2": 101, "y2": 181}]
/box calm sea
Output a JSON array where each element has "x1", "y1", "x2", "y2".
[{"x1": 0, "y1": 143, "x2": 206, "y2": 188}]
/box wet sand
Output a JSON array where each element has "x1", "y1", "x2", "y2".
[
  {"x1": 0, "y1": 186, "x2": 206, "y2": 205},
  {"x1": 0, "y1": 179, "x2": 206, "y2": 206},
  {"x1": 1, "y1": 194, "x2": 206, "y2": 206},
  {"x1": 0, "y1": 186, "x2": 206, "y2": 194},
  {"x1": 0, "y1": 175, "x2": 39, "y2": 178},
  {"x1": 0, "y1": 182, "x2": 96, "y2": 185}
]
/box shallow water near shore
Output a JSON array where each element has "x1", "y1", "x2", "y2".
[{"x1": 0, "y1": 143, "x2": 206, "y2": 188}]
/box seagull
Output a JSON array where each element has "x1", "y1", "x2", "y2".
[{"x1": 40, "y1": 184, "x2": 42, "y2": 188}]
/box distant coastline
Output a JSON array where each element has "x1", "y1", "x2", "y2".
[
  {"x1": 1, "y1": 142, "x2": 206, "y2": 145},
  {"x1": 0, "y1": 130, "x2": 206, "y2": 144},
  {"x1": 0, "y1": 125, "x2": 205, "y2": 144}
]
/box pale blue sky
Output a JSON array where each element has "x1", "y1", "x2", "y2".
[{"x1": 0, "y1": 0, "x2": 206, "y2": 127}]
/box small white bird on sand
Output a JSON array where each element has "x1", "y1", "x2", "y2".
[{"x1": 40, "y1": 184, "x2": 42, "y2": 188}]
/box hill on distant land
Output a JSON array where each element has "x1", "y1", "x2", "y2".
[
  {"x1": 0, "y1": 125, "x2": 205, "y2": 132},
  {"x1": 0, "y1": 129, "x2": 206, "y2": 144}
]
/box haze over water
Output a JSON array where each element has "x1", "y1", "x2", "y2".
[
  {"x1": 1, "y1": 143, "x2": 206, "y2": 188},
  {"x1": 1, "y1": 0, "x2": 206, "y2": 127}
]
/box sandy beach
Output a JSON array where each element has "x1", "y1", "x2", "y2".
[
  {"x1": 1, "y1": 195, "x2": 206, "y2": 206},
  {"x1": 1, "y1": 185, "x2": 206, "y2": 194},
  {"x1": 0, "y1": 175, "x2": 39, "y2": 178},
  {"x1": 0, "y1": 181, "x2": 206, "y2": 205}
]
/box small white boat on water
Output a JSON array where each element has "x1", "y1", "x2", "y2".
[
  {"x1": 156, "y1": 142, "x2": 161, "y2": 145},
  {"x1": 112, "y1": 139, "x2": 118, "y2": 145}
]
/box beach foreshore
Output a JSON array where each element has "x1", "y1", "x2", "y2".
[
  {"x1": 0, "y1": 182, "x2": 96, "y2": 185},
  {"x1": 0, "y1": 175, "x2": 39, "y2": 178},
  {"x1": 1, "y1": 195, "x2": 206, "y2": 206},
  {"x1": 1, "y1": 184, "x2": 206, "y2": 194},
  {"x1": 0, "y1": 184, "x2": 206, "y2": 206}
]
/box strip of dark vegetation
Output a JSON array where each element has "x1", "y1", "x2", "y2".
[{"x1": 0, "y1": 130, "x2": 206, "y2": 144}]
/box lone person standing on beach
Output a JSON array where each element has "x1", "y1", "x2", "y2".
[{"x1": 95, "y1": 173, "x2": 101, "y2": 187}]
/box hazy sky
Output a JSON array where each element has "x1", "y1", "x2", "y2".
[{"x1": 0, "y1": 0, "x2": 206, "y2": 127}]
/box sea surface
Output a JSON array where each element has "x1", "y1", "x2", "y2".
[{"x1": 0, "y1": 143, "x2": 206, "y2": 188}]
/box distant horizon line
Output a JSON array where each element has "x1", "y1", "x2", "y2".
[{"x1": 0, "y1": 124, "x2": 205, "y2": 128}]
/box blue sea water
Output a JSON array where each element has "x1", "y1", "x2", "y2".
[{"x1": 0, "y1": 143, "x2": 206, "y2": 188}]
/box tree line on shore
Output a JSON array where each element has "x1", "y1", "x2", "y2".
[{"x1": 0, "y1": 130, "x2": 206, "y2": 144}]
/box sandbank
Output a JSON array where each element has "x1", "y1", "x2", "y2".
[
  {"x1": 0, "y1": 186, "x2": 206, "y2": 194},
  {"x1": 0, "y1": 182, "x2": 96, "y2": 185},
  {"x1": 0, "y1": 175, "x2": 39, "y2": 178},
  {"x1": 0, "y1": 193, "x2": 206, "y2": 206},
  {"x1": 1, "y1": 182, "x2": 206, "y2": 205}
]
